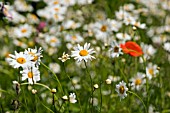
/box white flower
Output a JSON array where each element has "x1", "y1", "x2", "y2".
[
  {"x1": 24, "y1": 47, "x2": 43, "y2": 67},
  {"x1": 20, "y1": 66, "x2": 40, "y2": 84},
  {"x1": 131, "y1": 21, "x2": 146, "y2": 29},
  {"x1": 116, "y1": 33, "x2": 131, "y2": 41},
  {"x1": 14, "y1": 24, "x2": 33, "y2": 38},
  {"x1": 71, "y1": 43, "x2": 95, "y2": 62},
  {"x1": 69, "y1": 93, "x2": 77, "y2": 103},
  {"x1": 163, "y1": 42, "x2": 170, "y2": 52},
  {"x1": 115, "y1": 81, "x2": 128, "y2": 99},
  {"x1": 146, "y1": 63, "x2": 159, "y2": 80},
  {"x1": 107, "y1": 19, "x2": 122, "y2": 32},
  {"x1": 45, "y1": 35, "x2": 61, "y2": 47},
  {"x1": 7, "y1": 51, "x2": 33, "y2": 68},
  {"x1": 130, "y1": 72, "x2": 146, "y2": 90},
  {"x1": 109, "y1": 41, "x2": 123, "y2": 58},
  {"x1": 49, "y1": 63, "x2": 60, "y2": 73},
  {"x1": 65, "y1": 34, "x2": 84, "y2": 43},
  {"x1": 58, "y1": 52, "x2": 70, "y2": 62},
  {"x1": 93, "y1": 20, "x2": 112, "y2": 40}
]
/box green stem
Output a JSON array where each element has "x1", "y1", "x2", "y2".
[
  {"x1": 21, "y1": 83, "x2": 51, "y2": 91},
  {"x1": 63, "y1": 63, "x2": 83, "y2": 113},
  {"x1": 36, "y1": 95, "x2": 55, "y2": 113},
  {"x1": 141, "y1": 55, "x2": 149, "y2": 111},
  {"x1": 84, "y1": 60, "x2": 93, "y2": 113},
  {"x1": 41, "y1": 62, "x2": 64, "y2": 94},
  {"x1": 128, "y1": 91, "x2": 147, "y2": 113}
]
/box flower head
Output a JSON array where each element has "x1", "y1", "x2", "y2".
[
  {"x1": 115, "y1": 81, "x2": 128, "y2": 99},
  {"x1": 120, "y1": 41, "x2": 143, "y2": 57},
  {"x1": 71, "y1": 43, "x2": 95, "y2": 62},
  {"x1": 69, "y1": 93, "x2": 77, "y2": 103},
  {"x1": 146, "y1": 63, "x2": 159, "y2": 80},
  {"x1": 130, "y1": 72, "x2": 146, "y2": 90},
  {"x1": 109, "y1": 41, "x2": 123, "y2": 58},
  {"x1": 24, "y1": 47, "x2": 43, "y2": 67},
  {"x1": 58, "y1": 52, "x2": 70, "y2": 62},
  {"x1": 20, "y1": 66, "x2": 40, "y2": 84},
  {"x1": 7, "y1": 51, "x2": 33, "y2": 68}
]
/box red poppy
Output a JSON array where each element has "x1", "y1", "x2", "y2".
[{"x1": 120, "y1": 41, "x2": 143, "y2": 57}]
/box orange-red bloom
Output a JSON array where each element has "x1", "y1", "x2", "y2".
[{"x1": 120, "y1": 41, "x2": 143, "y2": 57}]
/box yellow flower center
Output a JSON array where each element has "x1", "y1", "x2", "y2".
[
  {"x1": 79, "y1": 50, "x2": 88, "y2": 56},
  {"x1": 53, "y1": 1, "x2": 59, "y2": 5},
  {"x1": 21, "y1": 28, "x2": 27, "y2": 33},
  {"x1": 101, "y1": 25, "x2": 107, "y2": 32},
  {"x1": 16, "y1": 57, "x2": 26, "y2": 64},
  {"x1": 29, "y1": 52, "x2": 38, "y2": 62},
  {"x1": 119, "y1": 86, "x2": 125, "y2": 94},
  {"x1": 135, "y1": 79, "x2": 142, "y2": 85},
  {"x1": 50, "y1": 38, "x2": 57, "y2": 43},
  {"x1": 28, "y1": 72, "x2": 33, "y2": 78},
  {"x1": 149, "y1": 69, "x2": 153, "y2": 75},
  {"x1": 31, "y1": 14, "x2": 37, "y2": 20},
  {"x1": 54, "y1": 8, "x2": 59, "y2": 12},
  {"x1": 54, "y1": 14, "x2": 58, "y2": 19},
  {"x1": 72, "y1": 36, "x2": 77, "y2": 40}
]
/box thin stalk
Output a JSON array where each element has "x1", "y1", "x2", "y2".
[
  {"x1": 36, "y1": 95, "x2": 55, "y2": 113},
  {"x1": 41, "y1": 62, "x2": 64, "y2": 94},
  {"x1": 63, "y1": 63, "x2": 83, "y2": 113},
  {"x1": 142, "y1": 55, "x2": 149, "y2": 112},
  {"x1": 84, "y1": 60, "x2": 93, "y2": 113},
  {"x1": 99, "y1": 81, "x2": 102, "y2": 113},
  {"x1": 128, "y1": 91, "x2": 147, "y2": 113},
  {"x1": 21, "y1": 83, "x2": 51, "y2": 91}
]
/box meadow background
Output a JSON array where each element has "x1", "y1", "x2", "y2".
[{"x1": 0, "y1": 0, "x2": 170, "y2": 113}]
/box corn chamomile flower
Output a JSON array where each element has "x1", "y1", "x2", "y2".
[
  {"x1": 14, "y1": 24, "x2": 33, "y2": 38},
  {"x1": 7, "y1": 51, "x2": 33, "y2": 68},
  {"x1": 20, "y1": 66, "x2": 40, "y2": 84},
  {"x1": 130, "y1": 72, "x2": 146, "y2": 90},
  {"x1": 146, "y1": 63, "x2": 159, "y2": 80},
  {"x1": 69, "y1": 93, "x2": 77, "y2": 103},
  {"x1": 115, "y1": 81, "x2": 128, "y2": 99},
  {"x1": 58, "y1": 52, "x2": 70, "y2": 62},
  {"x1": 24, "y1": 47, "x2": 43, "y2": 67},
  {"x1": 109, "y1": 41, "x2": 123, "y2": 58},
  {"x1": 71, "y1": 43, "x2": 95, "y2": 62}
]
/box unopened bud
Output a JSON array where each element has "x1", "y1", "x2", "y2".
[
  {"x1": 32, "y1": 89, "x2": 37, "y2": 94},
  {"x1": 94, "y1": 84, "x2": 99, "y2": 89},
  {"x1": 62, "y1": 95, "x2": 68, "y2": 101},
  {"x1": 106, "y1": 79, "x2": 112, "y2": 84},
  {"x1": 133, "y1": 26, "x2": 137, "y2": 30},
  {"x1": 51, "y1": 88, "x2": 57, "y2": 94}
]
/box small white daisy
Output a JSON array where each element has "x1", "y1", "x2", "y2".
[
  {"x1": 24, "y1": 47, "x2": 43, "y2": 67},
  {"x1": 115, "y1": 81, "x2": 128, "y2": 99},
  {"x1": 163, "y1": 42, "x2": 170, "y2": 53},
  {"x1": 109, "y1": 41, "x2": 123, "y2": 58},
  {"x1": 71, "y1": 43, "x2": 95, "y2": 62},
  {"x1": 58, "y1": 52, "x2": 70, "y2": 62},
  {"x1": 130, "y1": 72, "x2": 146, "y2": 90},
  {"x1": 20, "y1": 66, "x2": 40, "y2": 84},
  {"x1": 69, "y1": 93, "x2": 77, "y2": 103},
  {"x1": 7, "y1": 51, "x2": 33, "y2": 68},
  {"x1": 146, "y1": 63, "x2": 159, "y2": 80},
  {"x1": 116, "y1": 33, "x2": 131, "y2": 41},
  {"x1": 14, "y1": 24, "x2": 33, "y2": 38}
]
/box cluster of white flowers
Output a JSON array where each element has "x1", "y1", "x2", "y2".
[{"x1": 6, "y1": 47, "x2": 43, "y2": 84}]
